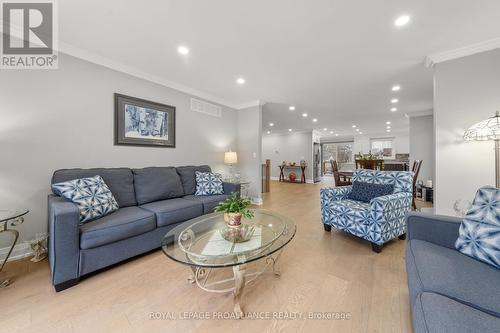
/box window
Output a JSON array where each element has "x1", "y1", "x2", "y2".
[
  {"x1": 370, "y1": 138, "x2": 394, "y2": 159},
  {"x1": 322, "y1": 142, "x2": 354, "y2": 171}
]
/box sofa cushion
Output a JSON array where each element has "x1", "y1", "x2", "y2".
[
  {"x1": 348, "y1": 181, "x2": 393, "y2": 203},
  {"x1": 184, "y1": 194, "x2": 229, "y2": 214},
  {"x1": 194, "y1": 171, "x2": 224, "y2": 196},
  {"x1": 140, "y1": 198, "x2": 203, "y2": 227},
  {"x1": 132, "y1": 167, "x2": 185, "y2": 205},
  {"x1": 80, "y1": 206, "x2": 156, "y2": 249},
  {"x1": 52, "y1": 175, "x2": 119, "y2": 223},
  {"x1": 406, "y1": 239, "x2": 500, "y2": 317},
  {"x1": 176, "y1": 165, "x2": 211, "y2": 195},
  {"x1": 412, "y1": 292, "x2": 500, "y2": 333},
  {"x1": 52, "y1": 168, "x2": 137, "y2": 207},
  {"x1": 455, "y1": 186, "x2": 500, "y2": 269}
]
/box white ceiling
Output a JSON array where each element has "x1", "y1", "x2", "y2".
[{"x1": 58, "y1": 0, "x2": 500, "y2": 136}]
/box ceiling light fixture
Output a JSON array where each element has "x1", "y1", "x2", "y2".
[
  {"x1": 392, "y1": 85, "x2": 401, "y2": 91},
  {"x1": 394, "y1": 15, "x2": 410, "y2": 27},
  {"x1": 302, "y1": 113, "x2": 308, "y2": 117},
  {"x1": 352, "y1": 125, "x2": 357, "y2": 128},
  {"x1": 288, "y1": 128, "x2": 292, "y2": 132},
  {"x1": 387, "y1": 126, "x2": 391, "y2": 129},
  {"x1": 386, "y1": 121, "x2": 391, "y2": 125},
  {"x1": 323, "y1": 128, "x2": 328, "y2": 131},
  {"x1": 391, "y1": 98, "x2": 399, "y2": 104},
  {"x1": 335, "y1": 133, "x2": 339, "y2": 137},
  {"x1": 289, "y1": 106, "x2": 295, "y2": 111},
  {"x1": 177, "y1": 45, "x2": 189, "y2": 55},
  {"x1": 359, "y1": 132, "x2": 363, "y2": 135},
  {"x1": 355, "y1": 128, "x2": 360, "y2": 132},
  {"x1": 266, "y1": 131, "x2": 271, "y2": 134},
  {"x1": 312, "y1": 118, "x2": 318, "y2": 122},
  {"x1": 391, "y1": 107, "x2": 397, "y2": 112},
  {"x1": 386, "y1": 129, "x2": 391, "y2": 133},
  {"x1": 330, "y1": 131, "x2": 334, "y2": 134},
  {"x1": 269, "y1": 123, "x2": 274, "y2": 127},
  {"x1": 236, "y1": 77, "x2": 246, "y2": 85}
]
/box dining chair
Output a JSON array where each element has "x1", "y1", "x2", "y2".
[
  {"x1": 331, "y1": 160, "x2": 351, "y2": 186},
  {"x1": 411, "y1": 160, "x2": 423, "y2": 210}
]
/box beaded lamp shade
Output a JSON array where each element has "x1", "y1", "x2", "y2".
[{"x1": 463, "y1": 111, "x2": 500, "y2": 141}]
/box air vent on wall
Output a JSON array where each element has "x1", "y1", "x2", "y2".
[{"x1": 190, "y1": 98, "x2": 222, "y2": 117}]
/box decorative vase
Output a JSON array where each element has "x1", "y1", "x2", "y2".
[
  {"x1": 289, "y1": 172, "x2": 297, "y2": 182},
  {"x1": 220, "y1": 223, "x2": 256, "y2": 243},
  {"x1": 224, "y1": 212, "x2": 242, "y2": 226}
]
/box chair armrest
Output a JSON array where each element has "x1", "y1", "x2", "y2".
[
  {"x1": 406, "y1": 212, "x2": 461, "y2": 250},
  {"x1": 223, "y1": 182, "x2": 241, "y2": 196},
  {"x1": 370, "y1": 192, "x2": 412, "y2": 211},
  {"x1": 48, "y1": 195, "x2": 81, "y2": 286},
  {"x1": 320, "y1": 186, "x2": 353, "y2": 207}
]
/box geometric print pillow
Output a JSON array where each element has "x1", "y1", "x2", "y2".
[
  {"x1": 194, "y1": 171, "x2": 224, "y2": 196},
  {"x1": 52, "y1": 175, "x2": 119, "y2": 223},
  {"x1": 455, "y1": 186, "x2": 500, "y2": 269}
]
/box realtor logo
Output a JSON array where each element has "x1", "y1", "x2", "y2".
[{"x1": 1, "y1": 0, "x2": 58, "y2": 69}]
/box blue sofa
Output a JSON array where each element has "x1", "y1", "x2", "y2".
[
  {"x1": 320, "y1": 169, "x2": 413, "y2": 252},
  {"x1": 48, "y1": 165, "x2": 240, "y2": 291},
  {"x1": 406, "y1": 212, "x2": 500, "y2": 332}
]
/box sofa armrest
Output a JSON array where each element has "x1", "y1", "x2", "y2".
[
  {"x1": 370, "y1": 192, "x2": 412, "y2": 211},
  {"x1": 223, "y1": 182, "x2": 241, "y2": 196},
  {"x1": 48, "y1": 195, "x2": 81, "y2": 287},
  {"x1": 320, "y1": 186, "x2": 353, "y2": 207},
  {"x1": 406, "y1": 212, "x2": 461, "y2": 250}
]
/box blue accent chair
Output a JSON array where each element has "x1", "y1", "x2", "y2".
[{"x1": 320, "y1": 169, "x2": 414, "y2": 252}]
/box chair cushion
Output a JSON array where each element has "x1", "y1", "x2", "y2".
[
  {"x1": 52, "y1": 168, "x2": 137, "y2": 207},
  {"x1": 406, "y1": 239, "x2": 500, "y2": 317},
  {"x1": 140, "y1": 198, "x2": 203, "y2": 227},
  {"x1": 52, "y1": 175, "x2": 119, "y2": 223},
  {"x1": 412, "y1": 292, "x2": 500, "y2": 333},
  {"x1": 80, "y1": 206, "x2": 155, "y2": 249},
  {"x1": 455, "y1": 186, "x2": 500, "y2": 269},
  {"x1": 328, "y1": 199, "x2": 372, "y2": 238},
  {"x1": 348, "y1": 181, "x2": 393, "y2": 203},
  {"x1": 176, "y1": 165, "x2": 211, "y2": 195},
  {"x1": 132, "y1": 167, "x2": 185, "y2": 205},
  {"x1": 352, "y1": 169, "x2": 413, "y2": 193},
  {"x1": 195, "y1": 171, "x2": 224, "y2": 196},
  {"x1": 183, "y1": 194, "x2": 229, "y2": 214}
]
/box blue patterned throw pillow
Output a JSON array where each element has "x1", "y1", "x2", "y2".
[
  {"x1": 195, "y1": 171, "x2": 224, "y2": 196},
  {"x1": 455, "y1": 186, "x2": 500, "y2": 269},
  {"x1": 52, "y1": 175, "x2": 119, "y2": 223},
  {"x1": 348, "y1": 181, "x2": 394, "y2": 203}
]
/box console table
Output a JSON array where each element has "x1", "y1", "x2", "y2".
[
  {"x1": 0, "y1": 208, "x2": 28, "y2": 287},
  {"x1": 278, "y1": 165, "x2": 306, "y2": 183}
]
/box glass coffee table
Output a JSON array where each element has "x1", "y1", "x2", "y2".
[
  {"x1": 161, "y1": 209, "x2": 296, "y2": 318},
  {"x1": 0, "y1": 208, "x2": 29, "y2": 287}
]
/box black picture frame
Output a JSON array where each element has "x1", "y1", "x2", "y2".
[{"x1": 114, "y1": 93, "x2": 176, "y2": 148}]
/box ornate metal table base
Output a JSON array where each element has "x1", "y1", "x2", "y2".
[
  {"x1": 187, "y1": 249, "x2": 283, "y2": 318},
  {"x1": 0, "y1": 216, "x2": 24, "y2": 288}
]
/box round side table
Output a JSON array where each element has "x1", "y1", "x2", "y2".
[{"x1": 0, "y1": 208, "x2": 28, "y2": 287}]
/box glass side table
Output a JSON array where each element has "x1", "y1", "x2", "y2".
[{"x1": 0, "y1": 208, "x2": 28, "y2": 287}]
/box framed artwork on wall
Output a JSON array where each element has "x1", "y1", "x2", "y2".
[{"x1": 114, "y1": 93, "x2": 176, "y2": 148}]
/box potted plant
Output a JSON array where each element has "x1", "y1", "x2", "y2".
[{"x1": 214, "y1": 192, "x2": 254, "y2": 226}]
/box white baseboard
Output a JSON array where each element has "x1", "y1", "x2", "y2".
[
  {"x1": 252, "y1": 197, "x2": 263, "y2": 205},
  {"x1": 0, "y1": 242, "x2": 33, "y2": 262}
]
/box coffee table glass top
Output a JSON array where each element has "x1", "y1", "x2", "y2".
[
  {"x1": 161, "y1": 210, "x2": 296, "y2": 268},
  {"x1": 0, "y1": 209, "x2": 29, "y2": 223}
]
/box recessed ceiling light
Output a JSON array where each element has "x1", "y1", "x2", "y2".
[
  {"x1": 312, "y1": 118, "x2": 318, "y2": 122},
  {"x1": 289, "y1": 106, "x2": 295, "y2": 111},
  {"x1": 391, "y1": 98, "x2": 399, "y2": 104},
  {"x1": 352, "y1": 125, "x2": 357, "y2": 128},
  {"x1": 330, "y1": 131, "x2": 334, "y2": 134},
  {"x1": 266, "y1": 131, "x2": 271, "y2": 134},
  {"x1": 387, "y1": 126, "x2": 391, "y2": 129},
  {"x1": 177, "y1": 45, "x2": 189, "y2": 55},
  {"x1": 288, "y1": 128, "x2": 292, "y2": 132},
  {"x1": 323, "y1": 128, "x2": 328, "y2": 131},
  {"x1": 335, "y1": 133, "x2": 339, "y2": 136},
  {"x1": 302, "y1": 113, "x2": 308, "y2": 118},
  {"x1": 392, "y1": 85, "x2": 401, "y2": 91},
  {"x1": 355, "y1": 128, "x2": 360, "y2": 132},
  {"x1": 394, "y1": 15, "x2": 410, "y2": 27},
  {"x1": 269, "y1": 122, "x2": 274, "y2": 127},
  {"x1": 386, "y1": 121, "x2": 391, "y2": 125},
  {"x1": 236, "y1": 77, "x2": 246, "y2": 85},
  {"x1": 386, "y1": 129, "x2": 391, "y2": 133},
  {"x1": 391, "y1": 107, "x2": 397, "y2": 112},
  {"x1": 359, "y1": 132, "x2": 363, "y2": 135}
]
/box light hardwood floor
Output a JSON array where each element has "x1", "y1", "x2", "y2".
[{"x1": 0, "y1": 181, "x2": 420, "y2": 333}]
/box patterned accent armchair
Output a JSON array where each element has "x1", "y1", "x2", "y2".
[{"x1": 320, "y1": 169, "x2": 414, "y2": 253}]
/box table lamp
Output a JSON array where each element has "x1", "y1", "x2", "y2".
[
  {"x1": 464, "y1": 111, "x2": 500, "y2": 187},
  {"x1": 224, "y1": 150, "x2": 238, "y2": 181}
]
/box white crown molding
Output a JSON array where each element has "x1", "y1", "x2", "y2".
[
  {"x1": 234, "y1": 100, "x2": 263, "y2": 110},
  {"x1": 58, "y1": 41, "x2": 256, "y2": 110},
  {"x1": 425, "y1": 38, "x2": 500, "y2": 67}
]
